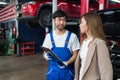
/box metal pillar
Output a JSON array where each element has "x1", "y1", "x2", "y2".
[
  {"x1": 52, "y1": 0, "x2": 57, "y2": 31},
  {"x1": 80, "y1": 0, "x2": 89, "y2": 16},
  {"x1": 80, "y1": 0, "x2": 89, "y2": 42},
  {"x1": 99, "y1": 0, "x2": 104, "y2": 10},
  {"x1": 15, "y1": 0, "x2": 20, "y2": 56},
  {"x1": 105, "y1": 0, "x2": 109, "y2": 9}
]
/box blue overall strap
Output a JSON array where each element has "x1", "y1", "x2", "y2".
[
  {"x1": 50, "y1": 32, "x2": 56, "y2": 47},
  {"x1": 64, "y1": 31, "x2": 71, "y2": 48}
]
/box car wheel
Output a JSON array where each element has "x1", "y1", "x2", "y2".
[
  {"x1": 38, "y1": 9, "x2": 52, "y2": 28},
  {"x1": 26, "y1": 21, "x2": 39, "y2": 28}
]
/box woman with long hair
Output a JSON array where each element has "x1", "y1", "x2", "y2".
[{"x1": 74, "y1": 12, "x2": 113, "y2": 80}]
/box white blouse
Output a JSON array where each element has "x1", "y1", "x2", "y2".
[{"x1": 79, "y1": 38, "x2": 92, "y2": 80}]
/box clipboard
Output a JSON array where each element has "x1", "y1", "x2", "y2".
[{"x1": 40, "y1": 46, "x2": 66, "y2": 67}]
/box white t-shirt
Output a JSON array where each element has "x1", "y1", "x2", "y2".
[
  {"x1": 79, "y1": 38, "x2": 92, "y2": 80},
  {"x1": 42, "y1": 30, "x2": 80, "y2": 53}
]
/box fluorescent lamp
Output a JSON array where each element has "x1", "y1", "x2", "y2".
[
  {"x1": 0, "y1": 2, "x2": 7, "y2": 5},
  {"x1": 111, "y1": 0, "x2": 120, "y2": 3}
]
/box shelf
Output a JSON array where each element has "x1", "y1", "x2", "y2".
[
  {"x1": 20, "y1": 42, "x2": 34, "y2": 56},
  {"x1": 21, "y1": 48, "x2": 34, "y2": 50}
]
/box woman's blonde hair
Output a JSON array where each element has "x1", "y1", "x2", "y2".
[{"x1": 80, "y1": 12, "x2": 107, "y2": 44}]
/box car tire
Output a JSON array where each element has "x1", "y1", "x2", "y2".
[
  {"x1": 26, "y1": 21, "x2": 39, "y2": 28},
  {"x1": 38, "y1": 8, "x2": 52, "y2": 28}
]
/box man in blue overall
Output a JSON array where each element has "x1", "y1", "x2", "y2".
[{"x1": 42, "y1": 10, "x2": 80, "y2": 80}]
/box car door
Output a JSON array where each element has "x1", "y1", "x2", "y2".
[{"x1": 57, "y1": 0, "x2": 80, "y2": 18}]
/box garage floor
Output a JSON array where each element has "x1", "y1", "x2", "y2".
[{"x1": 0, "y1": 54, "x2": 48, "y2": 80}]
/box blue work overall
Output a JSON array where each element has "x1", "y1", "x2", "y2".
[{"x1": 46, "y1": 31, "x2": 74, "y2": 80}]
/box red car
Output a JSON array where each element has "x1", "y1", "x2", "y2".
[{"x1": 18, "y1": 0, "x2": 120, "y2": 28}]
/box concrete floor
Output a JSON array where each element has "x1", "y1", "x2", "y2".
[{"x1": 0, "y1": 54, "x2": 48, "y2": 80}]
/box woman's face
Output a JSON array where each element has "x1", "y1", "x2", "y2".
[{"x1": 79, "y1": 17, "x2": 89, "y2": 34}]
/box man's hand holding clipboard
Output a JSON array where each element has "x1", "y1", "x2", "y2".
[{"x1": 40, "y1": 46, "x2": 67, "y2": 68}]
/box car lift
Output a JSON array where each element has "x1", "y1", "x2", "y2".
[
  {"x1": 47, "y1": 0, "x2": 108, "y2": 41},
  {"x1": 51, "y1": 0, "x2": 108, "y2": 29}
]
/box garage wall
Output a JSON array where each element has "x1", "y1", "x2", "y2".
[{"x1": 19, "y1": 21, "x2": 45, "y2": 53}]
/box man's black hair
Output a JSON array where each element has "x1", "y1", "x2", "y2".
[{"x1": 52, "y1": 10, "x2": 68, "y2": 19}]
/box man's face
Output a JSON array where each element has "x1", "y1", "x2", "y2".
[{"x1": 54, "y1": 16, "x2": 66, "y2": 30}]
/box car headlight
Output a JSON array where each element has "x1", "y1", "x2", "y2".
[
  {"x1": 27, "y1": 1, "x2": 36, "y2": 4},
  {"x1": 21, "y1": 1, "x2": 36, "y2": 8}
]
